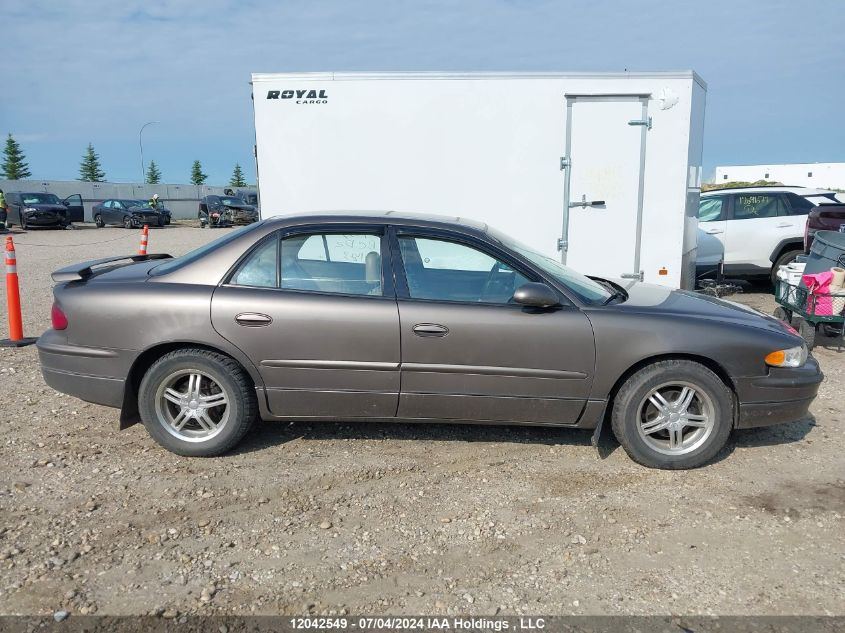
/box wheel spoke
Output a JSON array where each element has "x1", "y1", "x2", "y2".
[
  {"x1": 684, "y1": 413, "x2": 708, "y2": 427},
  {"x1": 641, "y1": 415, "x2": 670, "y2": 434},
  {"x1": 187, "y1": 373, "x2": 202, "y2": 400},
  {"x1": 648, "y1": 392, "x2": 671, "y2": 413},
  {"x1": 171, "y1": 409, "x2": 190, "y2": 431},
  {"x1": 200, "y1": 391, "x2": 228, "y2": 408},
  {"x1": 163, "y1": 387, "x2": 185, "y2": 406},
  {"x1": 196, "y1": 411, "x2": 217, "y2": 432},
  {"x1": 668, "y1": 426, "x2": 684, "y2": 449},
  {"x1": 675, "y1": 387, "x2": 696, "y2": 412}
]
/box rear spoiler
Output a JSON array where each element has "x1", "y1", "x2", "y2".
[{"x1": 52, "y1": 254, "x2": 173, "y2": 282}]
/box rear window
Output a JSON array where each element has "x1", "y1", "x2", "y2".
[{"x1": 151, "y1": 222, "x2": 265, "y2": 275}]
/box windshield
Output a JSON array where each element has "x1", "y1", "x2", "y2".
[
  {"x1": 220, "y1": 197, "x2": 246, "y2": 206},
  {"x1": 490, "y1": 230, "x2": 613, "y2": 304},
  {"x1": 22, "y1": 193, "x2": 61, "y2": 205},
  {"x1": 121, "y1": 200, "x2": 146, "y2": 208},
  {"x1": 151, "y1": 222, "x2": 265, "y2": 275}
]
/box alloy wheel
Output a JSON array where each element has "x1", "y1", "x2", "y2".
[
  {"x1": 636, "y1": 381, "x2": 715, "y2": 456},
  {"x1": 154, "y1": 369, "x2": 230, "y2": 442}
]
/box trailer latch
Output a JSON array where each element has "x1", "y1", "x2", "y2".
[
  {"x1": 621, "y1": 271, "x2": 645, "y2": 281},
  {"x1": 627, "y1": 116, "x2": 652, "y2": 130},
  {"x1": 568, "y1": 194, "x2": 606, "y2": 209}
]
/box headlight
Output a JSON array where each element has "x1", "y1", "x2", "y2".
[
  {"x1": 23, "y1": 207, "x2": 37, "y2": 214},
  {"x1": 765, "y1": 345, "x2": 808, "y2": 368}
]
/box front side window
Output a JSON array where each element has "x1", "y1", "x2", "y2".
[
  {"x1": 398, "y1": 236, "x2": 530, "y2": 304},
  {"x1": 282, "y1": 232, "x2": 382, "y2": 295},
  {"x1": 733, "y1": 194, "x2": 787, "y2": 220},
  {"x1": 698, "y1": 197, "x2": 725, "y2": 222}
]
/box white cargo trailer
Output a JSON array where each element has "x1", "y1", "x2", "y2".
[{"x1": 251, "y1": 71, "x2": 706, "y2": 289}]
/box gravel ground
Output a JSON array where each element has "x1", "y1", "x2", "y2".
[{"x1": 0, "y1": 224, "x2": 843, "y2": 617}]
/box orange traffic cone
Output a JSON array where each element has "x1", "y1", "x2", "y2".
[
  {"x1": 1, "y1": 236, "x2": 37, "y2": 347},
  {"x1": 138, "y1": 224, "x2": 149, "y2": 256}
]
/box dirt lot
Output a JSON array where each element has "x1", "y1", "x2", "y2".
[{"x1": 0, "y1": 224, "x2": 843, "y2": 617}]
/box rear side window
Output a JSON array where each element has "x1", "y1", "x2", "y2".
[
  {"x1": 785, "y1": 193, "x2": 815, "y2": 214},
  {"x1": 732, "y1": 194, "x2": 787, "y2": 220},
  {"x1": 230, "y1": 238, "x2": 278, "y2": 288},
  {"x1": 281, "y1": 233, "x2": 382, "y2": 295},
  {"x1": 698, "y1": 197, "x2": 725, "y2": 222}
]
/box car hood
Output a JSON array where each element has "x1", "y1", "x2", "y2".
[
  {"x1": 222, "y1": 203, "x2": 256, "y2": 211},
  {"x1": 23, "y1": 204, "x2": 65, "y2": 213},
  {"x1": 126, "y1": 206, "x2": 159, "y2": 213},
  {"x1": 604, "y1": 279, "x2": 795, "y2": 336}
]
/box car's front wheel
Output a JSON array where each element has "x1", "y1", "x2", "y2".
[
  {"x1": 123, "y1": 216, "x2": 133, "y2": 229},
  {"x1": 611, "y1": 360, "x2": 733, "y2": 469},
  {"x1": 94, "y1": 214, "x2": 105, "y2": 228},
  {"x1": 138, "y1": 349, "x2": 257, "y2": 456}
]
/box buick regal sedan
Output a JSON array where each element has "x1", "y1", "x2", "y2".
[{"x1": 38, "y1": 213, "x2": 823, "y2": 469}]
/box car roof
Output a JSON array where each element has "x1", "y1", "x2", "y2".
[
  {"x1": 702, "y1": 186, "x2": 836, "y2": 197},
  {"x1": 262, "y1": 210, "x2": 491, "y2": 234}
]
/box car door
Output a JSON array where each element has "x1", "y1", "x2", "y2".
[
  {"x1": 723, "y1": 193, "x2": 792, "y2": 270},
  {"x1": 62, "y1": 194, "x2": 84, "y2": 223},
  {"x1": 210, "y1": 224, "x2": 401, "y2": 418},
  {"x1": 390, "y1": 227, "x2": 596, "y2": 424},
  {"x1": 6, "y1": 194, "x2": 21, "y2": 225},
  {"x1": 696, "y1": 195, "x2": 729, "y2": 273}
]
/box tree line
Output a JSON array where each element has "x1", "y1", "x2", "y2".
[{"x1": 2, "y1": 133, "x2": 250, "y2": 187}]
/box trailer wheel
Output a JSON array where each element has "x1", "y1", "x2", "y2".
[{"x1": 773, "y1": 306, "x2": 792, "y2": 324}]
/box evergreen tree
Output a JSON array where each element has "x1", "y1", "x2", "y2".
[
  {"x1": 2, "y1": 134, "x2": 32, "y2": 180},
  {"x1": 146, "y1": 160, "x2": 162, "y2": 184},
  {"x1": 190, "y1": 160, "x2": 207, "y2": 185},
  {"x1": 79, "y1": 143, "x2": 106, "y2": 182},
  {"x1": 229, "y1": 163, "x2": 247, "y2": 187}
]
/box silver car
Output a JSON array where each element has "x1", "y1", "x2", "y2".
[{"x1": 38, "y1": 213, "x2": 822, "y2": 469}]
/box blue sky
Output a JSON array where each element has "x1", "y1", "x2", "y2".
[{"x1": 3, "y1": 0, "x2": 843, "y2": 185}]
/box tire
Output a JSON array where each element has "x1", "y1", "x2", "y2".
[
  {"x1": 792, "y1": 316, "x2": 816, "y2": 350},
  {"x1": 94, "y1": 214, "x2": 104, "y2": 228},
  {"x1": 138, "y1": 348, "x2": 257, "y2": 457},
  {"x1": 20, "y1": 212, "x2": 27, "y2": 230},
  {"x1": 123, "y1": 216, "x2": 133, "y2": 229},
  {"x1": 771, "y1": 249, "x2": 802, "y2": 286},
  {"x1": 822, "y1": 323, "x2": 843, "y2": 338},
  {"x1": 773, "y1": 306, "x2": 792, "y2": 324},
  {"x1": 611, "y1": 360, "x2": 733, "y2": 470},
  {"x1": 157, "y1": 216, "x2": 165, "y2": 227}
]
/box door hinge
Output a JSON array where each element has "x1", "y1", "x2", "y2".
[
  {"x1": 557, "y1": 238, "x2": 567, "y2": 252},
  {"x1": 621, "y1": 271, "x2": 644, "y2": 281},
  {"x1": 559, "y1": 156, "x2": 570, "y2": 170},
  {"x1": 627, "y1": 116, "x2": 652, "y2": 130}
]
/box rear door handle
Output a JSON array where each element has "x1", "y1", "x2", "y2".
[
  {"x1": 704, "y1": 228, "x2": 723, "y2": 235},
  {"x1": 235, "y1": 312, "x2": 272, "y2": 327},
  {"x1": 776, "y1": 222, "x2": 791, "y2": 228},
  {"x1": 412, "y1": 323, "x2": 449, "y2": 337}
]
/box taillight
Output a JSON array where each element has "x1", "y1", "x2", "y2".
[{"x1": 51, "y1": 303, "x2": 68, "y2": 330}]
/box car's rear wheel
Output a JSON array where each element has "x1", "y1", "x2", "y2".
[
  {"x1": 94, "y1": 214, "x2": 104, "y2": 228},
  {"x1": 771, "y1": 249, "x2": 803, "y2": 286},
  {"x1": 138, "y1": 349, "x2": 257, "y2": 456},
  {"x1": 611, "y1": 360, "x2": 733, "y2": 469}
]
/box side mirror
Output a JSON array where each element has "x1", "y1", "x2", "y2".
[{"x1": 513, "y1": 282, "x2": 560, "y2": 308}]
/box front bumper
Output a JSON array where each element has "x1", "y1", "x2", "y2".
[
  {"x1": 23, "y1": 213, "x2": 65, "y2": 226},
  {"x1": 735, "y1": 356, "x2": 824, "y2": 429}
]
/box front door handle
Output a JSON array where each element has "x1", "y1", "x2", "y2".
[
  {"x1": 235, "y1": 312, "x2": 272, "y2": 327},
  {"x1": 412, "y1": 323, "x2": 449, "y2": 337},
  {"x1": 704, "y1": 228, "x2": 723, "y2": 235},
  {"x1": 777, "y1": 222, "x2": 791, "y2": 228}
]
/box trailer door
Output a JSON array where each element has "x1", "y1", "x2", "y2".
[{"x1": 560, "y1": 95, "x2": 650, "y2": 281}]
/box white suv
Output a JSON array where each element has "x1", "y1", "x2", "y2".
[{"x1": 696, "y1": 186, "x2": 841, "y2": 284}]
